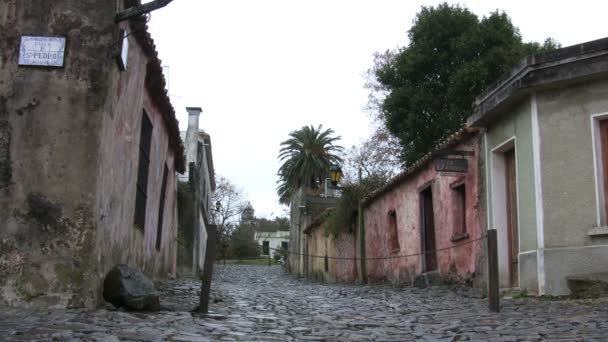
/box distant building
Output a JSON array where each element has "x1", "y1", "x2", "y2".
[
  {"x1": 255, "y1": 231, "x2": 290, "y2": 258},
  {"x1": 176, "y1": 108, "x2": 215, "y2": 277},
  {"x1": 0, "y1": 0, "x2": 184, "y2": 308},
  {"x1": 241, "y1": 202, "x2": 255, "y2": 225}
]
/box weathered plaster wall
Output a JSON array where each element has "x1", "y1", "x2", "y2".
[
  {"x1": 95, "y1": 22, "x2": 179, "y2": 287},
  {"x1": 288, "y1": 190, "x2": 336, "y2": 277},
  {"x1": 0, "y1": 1, "x2": 180, "y2": 307},
  {"x1": 305, "y1": 223, "x2": 357, "y2": 283},
  {"x1": 306, "y1": 227, "x2": 328, "y2": 281},
  {"x1": 0, "y1": 0, "x2": 115, "y2": 307},
  {"x1": 537, "y1": 79, "x2": 608, "y2": 247},
  {"x1": 176, "y1": 181, "x2": 195, "y2": 276},
  {"x1": 329, "y1": 230, "x2": 358, "y2": 282},
  {"x1": 288, "y1": 189, "x2": 303, "y2": 276},
  {"x1": 535, "y1": 78, "x2": 608, "y2": 294},
  {"x1": 364, "y1": 136, "x2": 484, "y2": 286}
]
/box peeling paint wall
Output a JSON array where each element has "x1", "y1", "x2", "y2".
[
  {"x1": 289, "y1": 190, "x2": 337, "y2": 277},
  {"x1": 0, "y1": 0, "x2": 115, "y2": 308},
  {"x1": 0, "y1": 0, "x2": 180, "y2": 308},
  {"x1": 364, "y1": 135, "x2": 485, "y2": 287},
  {"x1": 92, "y1": 2, "x2": 180, "y2": 294},
  {"x1": 305, "y1": 223, "x2": 357, "y2": 283}
]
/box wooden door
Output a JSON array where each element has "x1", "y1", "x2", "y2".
[
  {"x1": 421, "y1": 188, "x2": 437, "y2": 272},
  {"x1": 505, "y1": 150, "x2": 519, "y2": 287}
]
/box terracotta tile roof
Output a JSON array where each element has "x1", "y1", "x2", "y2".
[
  {"x1": 362, "y1": 127, "x2": 480, "y2": 207},
  {"x1": 124, "y1": 0, "x2": 185, "y2": 173}
]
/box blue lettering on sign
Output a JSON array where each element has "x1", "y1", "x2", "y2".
[{"x1": 18, "y1": 36, "x2": 66, "y2": 67}]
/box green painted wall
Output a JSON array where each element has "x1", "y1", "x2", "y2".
[
  {"x1": 537, "y1": 79, "x2": 608, "y2": 248},
  {"x1": 486, "y1": 100, "x2": 538, "y2": 252}
]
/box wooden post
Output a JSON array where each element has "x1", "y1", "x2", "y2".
[
  {"x1": 358, "y1": 167, "x2": 367, "y2": 284},
  {"x1": 358, "y1": 199, "x2": 367, "y2": 284},
  {"x1": 199, "y1": 224, "x2": 217, "y2": 314},
  {"x1": 487, "y1": 229, "x2": 499, "y2": 312}
]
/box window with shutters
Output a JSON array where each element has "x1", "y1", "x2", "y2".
[
  {"x1": 156, "y1": 164, "x2": 169, "y2": 251},
  {"x1": 134, "y1": 111, "x2": 153, "y2": 231}
]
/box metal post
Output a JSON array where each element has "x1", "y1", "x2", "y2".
[
  {"x1": 487, "y1": 229, "x2": 500, "y2": 312},
  {"x1": 199, "y1": 225, "x2": 217, "y2": 314},
  {"x1": 268, "y1": 250, "x2": 271, "y2": 266}
]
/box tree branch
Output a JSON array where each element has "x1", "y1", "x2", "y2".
[{"x1": 115, "y1": 0, "x2": 174, "y2": 23}]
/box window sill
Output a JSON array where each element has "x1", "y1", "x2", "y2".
[
  {"x1": 451, "y1": 233, "x2": 469, "y2": 242},
  {"x1": 588, "y1": 226, "x2": 608, "y2": 236}
]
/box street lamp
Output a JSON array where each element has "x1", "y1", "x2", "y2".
[
  {"x1": 324, "y1": 164, "x2": 343, "y2": 197},
  {"x1": 329, "y1": 164, "x2": 343, "y2": 187}
]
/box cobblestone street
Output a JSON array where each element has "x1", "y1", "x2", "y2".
[{"x1": 1, "y1": 265, "x2": 608, "y2": 341}]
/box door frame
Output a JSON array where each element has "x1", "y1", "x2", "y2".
[
  {"x1": 490, "y1": 137, "x2": 520, "y2": 288},
  {"x1": 419, "y1": 182, "x2": 437, "y2": 273}
]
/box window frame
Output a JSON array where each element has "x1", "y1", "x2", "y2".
[
  {"x1": 450, "y1": 179, "x2": 469, "y2": 242},
  {"x1": 387, "y1": 209, "x2": 400, "y2": 254}
]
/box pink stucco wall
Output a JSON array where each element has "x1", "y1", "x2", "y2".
[
  {"x1": 95, "y1": 20, "x2": 179, "y2": 285},
  {"x1": 364, "y1": 134, "x2": 485, "y2": 286}
]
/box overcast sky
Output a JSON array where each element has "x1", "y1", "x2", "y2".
[{"x1": 147, "y1": 0, "x2": 608, "y2": 219}]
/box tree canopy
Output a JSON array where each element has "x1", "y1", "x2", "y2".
[
  {"x1": 368, "y1": 3, "x2": 559, "y2": 164},
  {"x1": 276, "y1": 125, "x2": 343, "y2": 205}
]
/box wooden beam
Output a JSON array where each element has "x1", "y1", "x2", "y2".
[{"x1": 115, "y1": 0, "x2": 174, "y2": 23}]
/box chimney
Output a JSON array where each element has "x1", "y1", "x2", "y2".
[{"x1": 185, "y1": 107, "x2": 202, "y2": 166}]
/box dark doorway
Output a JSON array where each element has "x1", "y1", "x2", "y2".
[
  {"x1": 505, "y1": 149, "x2": 519, "y2": 287},
  {"x1": 420, "y1": 186, "x2": 437, "y2": 272}
]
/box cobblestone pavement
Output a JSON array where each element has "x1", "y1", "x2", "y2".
[{"x1": 1, "y1": 265, "x2": 608, "y2": 341}]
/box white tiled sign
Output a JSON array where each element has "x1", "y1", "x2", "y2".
[{"x1": 18, "y1": 36, "x2": 66, "y2": 67}]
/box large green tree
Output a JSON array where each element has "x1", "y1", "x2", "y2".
[
  {"x1": 276, "y1": 125, "x2": 344, "y2": 205},
  {"x1": 369, "y1": 3, "x2": 558, "y2": 164}
]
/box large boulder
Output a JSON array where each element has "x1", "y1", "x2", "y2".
[{"x1": 103, "y1": 264, "x2": 160, "y2": 311}]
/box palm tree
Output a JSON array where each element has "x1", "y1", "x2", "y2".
[{"x1": 276, "y1": 125, "x2": 344, "y2": 205}]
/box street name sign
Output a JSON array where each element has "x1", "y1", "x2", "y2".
[
  {"x1": 19, "y1": 36, "x2": 66, "y2": 67},
  {"x1": 435, "y1": 158, "x2": 468, "y2": 173}
]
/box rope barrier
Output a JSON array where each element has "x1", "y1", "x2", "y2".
[
  {"x1": 271, "y1": 234, "x2": 486, "y2": 261},
  {"x1": 220, "y1": 234, "x2": 486, "y2": 261}
]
